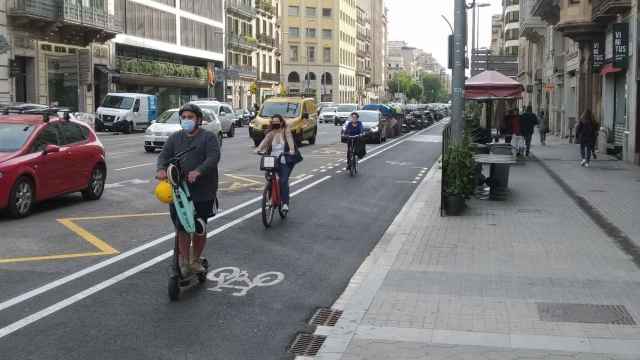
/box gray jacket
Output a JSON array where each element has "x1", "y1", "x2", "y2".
[{"x1": 157, "y1": 129, "x2": 220, "y2": 202}]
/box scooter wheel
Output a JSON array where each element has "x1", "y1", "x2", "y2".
[{"x1": 168, "y1": 276, "x2": 180, "y2": 301}]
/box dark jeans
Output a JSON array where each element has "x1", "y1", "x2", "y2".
[
  {"x1": 523, "y1": 133, "x2": 533, "y2": 154},
  {"x1": 580, "y1": 143, "x2": 593, "y2": 162},
  {"x1": 277, "y1": 163, "x2": 292, "y2": 205}
]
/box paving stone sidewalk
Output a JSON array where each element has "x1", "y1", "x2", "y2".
[{"x1": 312, "y1": 144, "x2": 640, "y2": 360}]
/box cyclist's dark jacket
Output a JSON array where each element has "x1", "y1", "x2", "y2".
[
  {"x1": 344, "y1": 121, "x2": 363, "y2": 136},
  {"x1": 157, "y1": 129, "x2": 220, "y2": 201}
]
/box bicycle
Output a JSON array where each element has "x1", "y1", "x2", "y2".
[
  {"x1": 344, "y1": 134, "x2": 363, "y2": 177},
  {"x1": 164, "y1": 146, "x2": 210, "y2": 301},
  {"x1": 258, "y1": 154, "x2": 287, "y2": 228}
]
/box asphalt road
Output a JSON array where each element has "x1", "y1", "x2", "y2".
[{"x1": 0, "y1": 121, "x2": 446, "y2": 359}]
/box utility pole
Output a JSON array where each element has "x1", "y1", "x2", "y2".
[{"x1": 451, "y1": 0, "x2": 467, "y2": 142}]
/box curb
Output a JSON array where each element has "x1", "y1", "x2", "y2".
[{"x1": 307, "y1": 159, "x2": 442, "y2": 360}]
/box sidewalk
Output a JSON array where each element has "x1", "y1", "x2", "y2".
[{"x1": 311, "y1": 139, "x2": 640, "y2": 359}]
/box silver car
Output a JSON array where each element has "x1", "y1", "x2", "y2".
[
  {"x1": 144, "y1": 108, "x2": 223, "y2": 152},
  {"x1": 189, "y1": 100, "x2": 236, "y2": 138}
]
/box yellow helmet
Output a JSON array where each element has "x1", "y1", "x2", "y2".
[{"x1": 154, "y1": 180, "x2": 173, "y2": 204}]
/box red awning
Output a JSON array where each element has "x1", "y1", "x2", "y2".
[
  {"x1": 464, "y1": 70, "x2": 524, "y2": 100},
  {"x1": 600, "y1": 63, "x2": 623, "y2": 76}
]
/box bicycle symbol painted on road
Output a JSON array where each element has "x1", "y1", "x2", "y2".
[{"x1": 207, "y1": 267, "x2": 285, "y2": 296}]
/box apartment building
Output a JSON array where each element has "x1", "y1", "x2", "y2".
[
  {"x1": 503, "y1": 0, "x2": 520, "y2": 57},
  {"x1": 3, "y1": 0, "x2": 122, "y2": 111},
  {"x1": 356, "y1": 5, "x2": 372, "y2": 105},
  {"x1": 491, "y1": 14, "x2": 504, "y2": 55},
  {"x1": 281, "y1": 0, "x2": 357, "y2": 103}
]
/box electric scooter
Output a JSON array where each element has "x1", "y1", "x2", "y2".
[{"x1": 165, "y1": 147, "x2": 210, "y2": 301}]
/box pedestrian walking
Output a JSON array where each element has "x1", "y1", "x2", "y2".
[
  {"x1": 538, "y1": 110, "x2": 547, "y2": 146},
  {"x1": 576, "y1": 110, "x2": 596, "y2": 167},
  {"x1": 500, "y1": 109, "x2": 515, "y2": 144},
  {"x1": 519, "y1": 105, "x2": 539, "y2": 156},
  {"x1": 591, "y1": 116, "x2": 599, "y2": 160}
]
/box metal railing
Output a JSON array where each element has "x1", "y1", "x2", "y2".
[
  {"x1": 226, "y1": 0, "x2": 256, "y2": 17},
  {"x1": 62, "y1": 2, "x2": 122, "y2": 32},
  {"x1": 227, "y1": 33, "x2": 257, "y2": 50},
  {"x1": 261, "y1": 72, "x2": 280, "y2": 82},
  {"x1": 255, "y1": 0, "x2": 274, "y2": 15},
  {"x1": 256, "y1": 33, "x2": 276, "y2": 47},
  {"x1": 228, "y1": 64, "x2": 257, "y2": 78},
  {"x1": 7, "y1": 0, "x2": 57, "y2": 19}
]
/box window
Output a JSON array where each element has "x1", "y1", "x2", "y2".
[
  {"x1": 290, "y1": 45, "x2": 299, "y2": 61},
  {"x1": 133, "y1": 99, "x2": 140, "y2": 112},
  {"x1": 307, "y1": 46, "x2": 316, "y2": 63},
  {"x1": 289, "y1": 27, "x2": 299, "y2": 38},
  {"x1": 306, "y1": 28, "x2": 316, "y2": 38},
  {"x1": 60, "y1": 122, "x2": 87, "y2": 145},
  {"x1": 322, "y1": 8, "x2": 332, "y2": 17},
  {"x1": 305, "y1": 6, "x2": 316, "y2": 17},
  {"x1": 323, "y1": 47, "x2": 331, "y2": 63},
  {"x1": 31, "y1": 124, "x2": 60, "y2": 153},
  {"x1": 288, "y1": 5, "x2": 299, "y2": 16},
  {"x1": 322, "y1": 29, "x2": 332, "y2": 40}
]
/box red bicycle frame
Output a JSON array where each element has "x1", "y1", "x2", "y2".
[{"x1": 269, "y1": 171, "x2": 281, "y2": 206}]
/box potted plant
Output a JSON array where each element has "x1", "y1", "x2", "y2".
[{"x1": 443, "y1": 137, "x2": 474, "y2": 215}]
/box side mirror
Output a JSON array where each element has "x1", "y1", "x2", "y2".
[{"x1": 44, "y1": 144, "x2": 60, "y2": 154}]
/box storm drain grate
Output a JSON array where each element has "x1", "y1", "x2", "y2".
[
  {"x1": 288, "y1": 333, "x2": 326, "y2": 356},
  {"x1": 537, "y1": 303, "x2": 636, "y2": 325},
  {"x1": 308, "y1": 308, "x2": 343, "y2": 326}
]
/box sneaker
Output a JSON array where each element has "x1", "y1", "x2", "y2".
[
  {"x1": 190, "y1": 259, "x2": 205, "y2": 273},
  {"x1": 585, "y1": 162, "x2": 590, "y2": 168},
  {"x1": 580, "y1": 159, "x2": 586, "y2": 166},
  {"x1": 281, "y1": 204, "x2": 289, "y2": 212}
]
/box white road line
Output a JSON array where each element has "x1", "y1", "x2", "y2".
[
  {"x1": 0, "y1": 175, "x2": 315, "y2": 313},
  {"x1": 0, "y1": 176, "x2": 331, "y2": 340},
  {"x1": 107, "y1": 150, "x2": 141, "y2": 156},
  {"x1": 113, "y1": 163, "x2": 154, "y2": 171}
]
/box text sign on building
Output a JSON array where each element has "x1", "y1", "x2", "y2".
[
  {"x1": 592, "y1": 39, "x2": 604, "y2": 72},
  {"x1": 613, "y1": 23, "x2": 629, "y2": 69}
]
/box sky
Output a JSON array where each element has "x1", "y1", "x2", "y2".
[{"x1": 386, "y1": 0, "x2": 502, "y2": 70}]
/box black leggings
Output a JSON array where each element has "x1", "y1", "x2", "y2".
[{"x1": 580, "y1": 143, "x2": 593, "y2": 162}]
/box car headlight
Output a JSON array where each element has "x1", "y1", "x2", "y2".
[{"x1": 371, "y1": 127, "x2": 378, "y2": 132}]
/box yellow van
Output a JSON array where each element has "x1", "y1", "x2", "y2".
[{"x1": 249, "y1": 97, "x2": 318, "y2": 147}]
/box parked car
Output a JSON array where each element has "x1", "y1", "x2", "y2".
[
  {"x1": 249, "y1": 97, "x2": 318, "y2": 147},
  {"x1": 363, "y1": 104, "x2": 400, "y2": 138},
  {"x1": 0, "y1": 112, "x2": 106, "y2": 218},
  {"x1": 189, "y1": 100, "x2": 236, "y2": 137},
  {"x1": 96, "y1": 93, "x2": 157, "y2": 133},
  {"x1": 234, "y1": 108, "x2": 251, "y2": 127},
  {"x1": 317, "y1": 102, "x2": 336, "y2": 116},
  {"x1": 334, "y1": 104, "x2": 359, "y2": 126},
  {"x1": 202, "y1": 108, "x2": 224, "y2": 149},
  {"x1": 319, "y1": 106, "x2": 338, "y2": 123},
  {"x1": 342, "y1": 110, "x2": 389, "y2": 144}
]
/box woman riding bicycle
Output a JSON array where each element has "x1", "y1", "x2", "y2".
[
  {"x1": 343, "y1": 112, "x2": 364, "y2": 169},
  {"x1": 256, "y1": 115, "x2": 299, "y2": 212}
]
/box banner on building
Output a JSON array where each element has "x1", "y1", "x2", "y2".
[
  {"x1": 592, "y1": 38, "x2": 604, "y2": 72},
  {"x1": 613, "y1": 23, "x2": 629, "y2": 69}
]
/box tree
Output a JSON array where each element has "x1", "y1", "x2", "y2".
[
  {"x1": 388, "y1": 71, "x2": 413, "y2": 96},
  {"x1": 421, "y1": 73, "x2": 447, "y2": 103},
  {"x1": 407, "y1": 82, "x2": 423, "y2": 101}
]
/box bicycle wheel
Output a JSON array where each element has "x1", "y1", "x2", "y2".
[
  {"x1": 261, "y1": 182, "x2": 275, "y2": 228},
  {"x1": 349, "y1": 151, "x2": 356, "y2": 177}
]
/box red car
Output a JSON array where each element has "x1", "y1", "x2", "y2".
[{"x1": 0, "y1": 114, "x2": 107, "y2": 218}]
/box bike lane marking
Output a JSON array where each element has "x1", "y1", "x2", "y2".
[
  {"x1": 0, "y1": 175, "x2": 315, "y2": 313},
  {"x1": 0, "y1": 175, "x2": 332, "y2": 339}
]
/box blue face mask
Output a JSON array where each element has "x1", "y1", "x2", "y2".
[{"x1": 181, "y1": 119, "x2": 195, "y2": 132}]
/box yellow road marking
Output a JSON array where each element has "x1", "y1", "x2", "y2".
[
  {"x1": 56, "y1": 219, "x2": 119, "y2": 254},
  {"x1": 0, "y1": 252, "x2": 108, "y2": 264},
  {"x1": 64, "y1": 212, "x2": 169, "y2": 221}
]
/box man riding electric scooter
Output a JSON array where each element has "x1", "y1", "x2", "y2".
[{"x1": 156, "y1": 104, "x2": 220, "y2": 276}]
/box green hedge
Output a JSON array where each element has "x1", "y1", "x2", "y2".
[{"x1": 117, "y1": 57, "x2": 207, "y2": 80}]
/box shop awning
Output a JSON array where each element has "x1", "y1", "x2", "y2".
[
  {"x1": 600, "y1": 63, "x2": 623, "y2": 76},
  {"x1": 464, "y1": 70, "x2": 524, "y2": 100}
]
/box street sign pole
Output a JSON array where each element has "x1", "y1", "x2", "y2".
[{"x1": 451, "y1": 0, "x2": 467, "y2": 143}]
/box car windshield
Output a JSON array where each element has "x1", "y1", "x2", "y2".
[
  {"x1": 101, "y1": 95, "x2": 134, "y2": 110},
  {"x1": 337, "y1": 105, "x2": 357, "y2": 112},
  {"x1": 196, "y1": 104, "x2": 220, "y2": 113},
  {"x1": 156, "y1": 110, "x2": 180, "y2": 124},
  {"x1": 0, "y1": 123, "x2": 36, "y2": 152},
  {"x1": 321, "y1": 107, "x2": 337, "y2": 113},
  {"x1": 358, "y1": 112, "x2": 379, "y2": 123},
  {"x1": 260, "y1": 102, "x2": 301, "y2": 118}
]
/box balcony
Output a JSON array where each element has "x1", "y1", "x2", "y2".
[
  {"x1": 260, "y1": 72, "x2": 280, "y2": 82},
  {"x1": 227, "y1": 33, "x2": 257, "y2": 51},
  {"x1": 592, "y1": 0, "x2": 632, "y2": 22},
  {"x1": 7, "y1": 0, "x2": 122, "y2": 45},
  {"x1": 255, "y1": 0, "x2": 275, "y2": 17},
  {"x1": 520, "y1": 16, "x2": 546, "y2": 42},
  {"x1": 226, "y1": 0, "x2": 256, "y2": 19},
  {"x1": 227, "y1": 64, "x2": 257, "y2": 79},
  {"x1": 532, "y1": 0, "x2": 560, "y2": 25},
  {"x1": 256, "y1": 33, "x2": 276, "y2": 48}
]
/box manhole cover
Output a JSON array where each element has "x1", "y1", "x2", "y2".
[
  {"x1": 288, "y1": 333, "x2": 326, "y2": 356},
  {"x1": 537, "y1": 303, "x2": 636, "y2": 325},
  {"x1": 309, "y1": 308, "x2": 343, "y2": 326}
]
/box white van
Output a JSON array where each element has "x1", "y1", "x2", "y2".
[{"x1": 96, "y1": 93, "x2": 158, "y2": 133}]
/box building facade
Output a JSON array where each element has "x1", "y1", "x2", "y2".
[
  {"x1": 225, "y1": 0, "x2": 259, "y2": 109},
  {"x1": 2, "y1": 0, "x2": 122, "y2": 111},
  {"x1": 491, "y1": 14, "x2": 504, "y2": 55},
  {"x1": 114, "y1": 0, "x2": 224, "y2": 113},
  {"x1": 503, "y1": 0, "x2": 520, "y2": 57},
  {"x1": 356, "y1": 5, "x2": 372, "y2": 105},
  {"x1": 358, "y1": 0, "x2": 386, "y2": 101},
  {"x1": 254, "y1": 0, "x2": 281, "y2": 106},
  {"x1": 281, "y1": 0, "x2": 357, "y2": 103}
]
